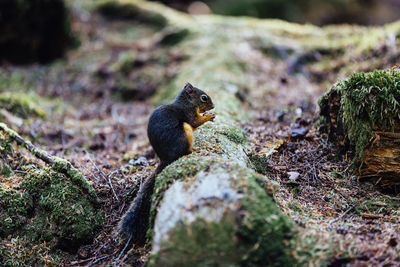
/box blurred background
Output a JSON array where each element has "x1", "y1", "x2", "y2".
[
  {"x1": 152, "y1": 0, "x2": 400, "y2": 25},
  {"x1": 2, "y1": 0, "x2": 400, "y2": 65}
]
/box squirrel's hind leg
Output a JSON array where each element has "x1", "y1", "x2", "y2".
[{"x1": 183, "y1": 122, "x2": 193, "y2": 153}]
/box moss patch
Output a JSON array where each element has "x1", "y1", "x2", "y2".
[
  {"x1": 248, "y1": 154, "x2": 269, "y2": 174},
  {"x1": 222, "y1": 126, "x2": 247, "y2": 144},
  {"x1": 236, "y1": 173, "x2": 295, "y2": 266},
  {"x1": 354, "y1": 198, "x2": 400, "y2": 215},
  {"x1": 149, "y1": 216, "x2": 243, "y2": 266},
  {"x1": 0, "y1": 187, "x2": 33, "y2": 237},
  {"x1": 20, "y1": 166, "x2": 103, "y2": 248},
  {"x1": 97, "y1": 1, "x2": 167, "y2": 29},
  {"x1": 0, "y1": 92, "x2": 46, "y2": 118}
]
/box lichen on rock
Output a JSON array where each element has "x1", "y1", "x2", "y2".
[{"x1": 0, "y1": 92, "x2": 46, "y2": 119}]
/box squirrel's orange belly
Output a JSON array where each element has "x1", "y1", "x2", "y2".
[{"x1": 183, "y1": 122, "x2": 193, "y2": 153}]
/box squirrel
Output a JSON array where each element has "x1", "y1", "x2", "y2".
[{"x1": 119, "y1": 83, "x2": 215, "y2": 245}]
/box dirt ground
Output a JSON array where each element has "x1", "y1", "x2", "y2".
[{"x1": 4, "y1": 4, "x2": 400, "y2": 266}]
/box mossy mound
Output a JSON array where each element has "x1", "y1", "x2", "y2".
[
  {"x1": 0, "y1": 124, "x2": 103, "y2": 265},
  {"x1": 97, "y1": 1, "x2": 167, "y2": 28},
  {"x1": 0, "y1": 0, "x2": 74, "y2": 64},
  {"x1": 319, "y1": 69, "x2": 400, "y2": 188},
  {"x1": 0, "y1": 92, "x2": 46, "y2": 119}
]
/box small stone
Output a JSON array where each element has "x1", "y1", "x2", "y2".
[
  {"x1": 274, "y1": 110, "x2": 286, "y2": 122},
  {"x1": 295, "y1": 107, "x2": 302, "y2": 117},
  {"x1": 129, "y1": 156, "x2": 147, "y2": 166},
  {"x1": 290, "y1": 127, "x2": 309, "y2": 138},
  {"x1": 287, "y1": 171, "x2": 300, "y2": 181}
]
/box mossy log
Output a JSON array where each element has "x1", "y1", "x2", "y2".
[{"x1": 319, "y1": 69, "x2": 400, "y2": 189}]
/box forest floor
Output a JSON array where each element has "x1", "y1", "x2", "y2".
[{"x1": 2, "y1": 3, "x2": 400, "y2": 266}]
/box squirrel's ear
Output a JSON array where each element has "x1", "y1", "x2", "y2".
[{"x1": 184, "y1": 83, "x2": 195, "y2": 95}]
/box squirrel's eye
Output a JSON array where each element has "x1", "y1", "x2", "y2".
[{"x1": 200, "y1": 94, "x2": 208, "y2": 102}]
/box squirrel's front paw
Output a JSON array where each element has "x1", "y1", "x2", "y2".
[{"x1": 208, "y1": 113, "x2": 216, "y2": 121}]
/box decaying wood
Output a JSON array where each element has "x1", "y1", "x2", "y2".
[
  {"x1": 360, "y1": 131, "x2": 400, "y2": 187},
  {"x1": 319, "y1": 88, "x2": 345, "y2": 146}
]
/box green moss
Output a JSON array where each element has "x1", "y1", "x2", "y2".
[
  {"x1": 354, "y1": 199, "x2": 400, "y2": 215},
  {"x1": 52, "y1": 157, "x2": 98, "y2": 201},
  {"x1": 223, "y1": 126, "x2": 247, "y2": 144},
  {"x1": 149, "y1": 217, "x2": 243, "y2": 267},
  {"x1": 0, "y1": 128, "x2": 14, "y2": 154},
  {"x1": 288, "y1": 200, "x2": 304, "y2": 213},
  {"x1": 237, "y1": 174, "x2": 295, "y2": 266},
  {"x1": 154, "y1": 157, "x2": 210, "y2": 192},
  {"x1": 0, "y1": 187, "x2": 33, "y2": 237},
  {"x1": 0, "y1": 92, "x2": 46, "y2": 118},
  {"x1": 19, "y1": 166, "x2": 103, "y2": 245},
  {"x1": 0, "y1": 162, "x2": 13, "y2": 176},
  {"x1": 322, "y1": 69, "x2": 400, "y2": 168},
  {"x1": 248, "y1": 154, "x2": 269, "y2": 174},
  {"x1": 292, "y1": 228, "x2": 336, "y2": 266}
]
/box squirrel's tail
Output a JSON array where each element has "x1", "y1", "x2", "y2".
[{"x1": 119, "y1": 161, "x2": 169, "y2": 245}]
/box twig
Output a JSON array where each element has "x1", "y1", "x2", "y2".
[
  {"x1": 70, "y1": 254, "x2": 106, "y2": 265},
  {"x1": 328, "y1": 205, "x2": 355, "y2": 226},
  {"x1": 1, "y1": 123, "x2": 98, "y2": 201},
  {"x1": 0, "y1": 123, "x2": 54, "y2": 164},
  {"x1": 82, "y1": 148, "x2": 119, "y2": 201},
  {"x1": 360, "y1": 213, "x2": 383, "y2": 219},
  {"x1": 86, "y1": 255, "x2": 109, "y2": 267},
  {"x1": 113, "y1": 234, "x2": 132, "y2": 267}
]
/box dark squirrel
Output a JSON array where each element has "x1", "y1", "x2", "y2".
[{"x1": 119, "y1": 83, "x2": 215, "y2": 244}]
